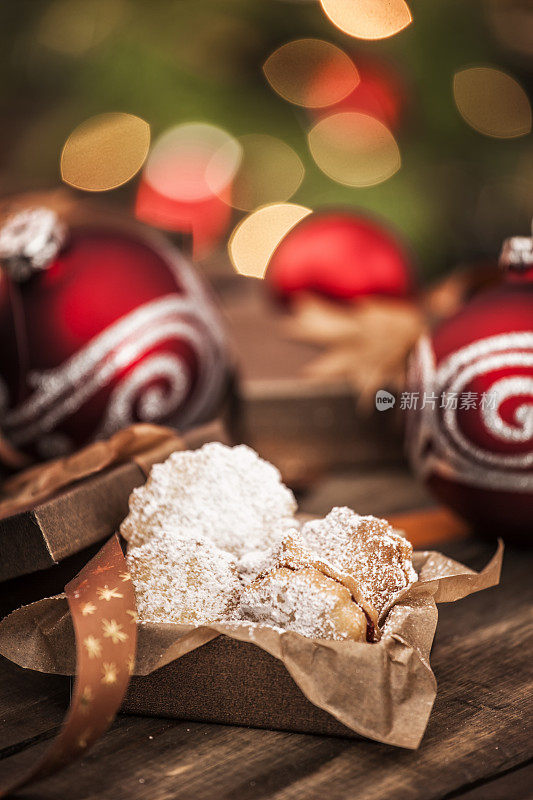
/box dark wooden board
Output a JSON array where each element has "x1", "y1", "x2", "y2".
[{"x1": 0, "y1": 531, "x2": 531, "y2": 800}]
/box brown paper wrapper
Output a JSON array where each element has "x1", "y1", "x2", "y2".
[{"x1": 0, "y1": 542, "x2": 502, "y2": 750}]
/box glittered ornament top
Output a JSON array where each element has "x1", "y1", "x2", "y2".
[{"x1": 0, "y1": 208, "x2": 230, "y2": 461}]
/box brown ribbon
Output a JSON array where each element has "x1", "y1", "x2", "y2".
[
  {"x1": 0, "y1": 420, "x2": 226, "y2": 520},
  {"x1": 0, "y1": 534, "x2": 137, "y2": 796}
]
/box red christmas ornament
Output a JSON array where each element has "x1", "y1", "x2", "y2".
[
  {"x1": 267, "y1": 210, "x2": 415, "y2": 303},
  {"x1": 407, "y1": 235, "x2": 533, "y2": 542},
  {"x1": 0, "y1": 206, "x2": 230, "y2": 463},
  {"x1": 309, "y1": 55, "x2": 406, "y2": 131}
]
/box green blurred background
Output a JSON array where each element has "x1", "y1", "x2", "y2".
[{"x1": 0, "y1": 0, "x2": 531, "y2": 280}]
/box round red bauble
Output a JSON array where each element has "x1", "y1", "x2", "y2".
[
  {"x1": 407, "y1": 239, "x2": 533, "y2": 542},
  {"x1": 0, "y1": 206, "x2": 230, "y2": 462},
  {"x1": 266, "y1": 210, "x2": 415, "y2": 303}
]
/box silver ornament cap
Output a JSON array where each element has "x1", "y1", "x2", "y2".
[
  {"x1": 499, "y1": 235, "x2": 533, "y2": 272},
  {"x1": 0, "y1": 207, "x2": 67, "y2": 281}
]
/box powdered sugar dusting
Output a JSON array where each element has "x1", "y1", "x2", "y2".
[
  {"x1": 298, "y1": 507, "x2": 417, "y2": 614},
  {"x1": 126, "y1": 534, "x2": 240, "y2": 624},
  {"x1": 121, "y1": 442, "x2": 297, "y2": 558},
  {"x1": 234, "y1": 566, "x2": 367, "y2": 642},
  {"x1": 123, "y1": 446, "x2": 417, "y2": 639}
]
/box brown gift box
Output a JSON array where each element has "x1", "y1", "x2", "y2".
[
  {"x1": 0, "y1": 421, "x2": 227, "y2": 583},
  {"x1": 0, "y1": 543, "x2": 503, "y2": 748},
  {"x1": 224, "y1": 282, "x2": 407, "y2": 487},
  {"x1": 123, "y1": 635, "x2": 363, "y2": 738}
]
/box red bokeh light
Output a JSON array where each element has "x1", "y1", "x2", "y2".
[{"x1": 309, "y1": 55, "x2": 406, "y2": 130}]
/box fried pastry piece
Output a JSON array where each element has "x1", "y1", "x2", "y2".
[
  {"x1": 237, "y1": 566, "x2": 368, "y2": 642},
  {"x1": 298, "y1": 507, "x2": 417, "y2": 616},
  {"x1": 127, "y1": 534, "x2": 240, "y2": 625},
  {"x1": 270, "y1": 532, "x2": 379, "y2": 632}
]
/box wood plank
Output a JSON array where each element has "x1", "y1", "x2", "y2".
[
  {"x1": 0, "y1": 539, "x2": 529, "y2": 800},
  {"x1": 0, "y1": 656, "x2": 69, "y2": 752},
  {"x1": 443, "y1": 760, "x2": 533, "y2": 799}
]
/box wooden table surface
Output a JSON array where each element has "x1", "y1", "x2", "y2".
[{"x1": 0, "y1": 468, "x2": 532, "y2": 800}]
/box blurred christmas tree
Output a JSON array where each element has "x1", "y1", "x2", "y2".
[{"x1": 0, "y1": 0, "x2": 531, "y2": 278}]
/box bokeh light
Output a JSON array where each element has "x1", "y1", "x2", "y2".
[
  {"x1": 308, "y1": 112, "x2": 401, "y2": 187},
  {"x1": 453, "y1": 67, "x2": 532, "y2": 139},
  {"x1": 135, "y1": 178, "x2": 232, "y2": 260},
  {"x1": 210, "y1": 134, "x2": 304, "y2": 211},
  {"x1": 38, "y1": 0, "x2": 127, "y2": 56},
  {"x1": 136, "y1": 122, "x2": 241, "y2": 258},
  {"x1": 486, "y1": 0, "x2": 533, "y2": 59},
  {"x1": 319, "y1": 0, "x2": 412, "y2": 41},
  {"x1": 308, "y1": 54, "x2": 405, "y2": 130},
  {"x1": 229, "y1": 202, "x2": 312, "y2": 279},
  {"x1": 60, "y1": 112, "x2": 150, "y2": 191},
  {"x1": 263, "y1": 39, "x2": 359, "y2": 108},
  {"x1": 145, "y1": 123, "x2": 241, "y2": 202}
]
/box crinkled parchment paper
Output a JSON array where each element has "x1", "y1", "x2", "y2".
[{"x1": 0, "y1": 543, "x2": 502, "y2": 749}]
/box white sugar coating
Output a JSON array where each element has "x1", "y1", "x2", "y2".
[
  {"x1": 234, "y1": 566, "x2": 367, "y2": 642},
  {"x1": 298, "y1": 507, "x2": 417, "y2": 614},
  {"x1": 127, "y1": 534, "x2": 241, "y2": 624},
  {"x1": 120, "y1": 442, "x2": 297, "y2": 559},
  {"x1": 236, "y1": 522, "x2": 301, "y2": 580},
  {"x1": 122, "y1": 446, "x2": 416, "y2": 636}
]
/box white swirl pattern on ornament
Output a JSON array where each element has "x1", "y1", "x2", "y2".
[
  {"x1": 437, "y1": 332, "x2": 533, "y2": 383},
  {"x1": 444, "y1": 351, "x2": 533, "y2": 467},
  {"x1": 96, "y1": 354, "x2": 190, "y2": 439},
  {"x1": 408, "y1": 333, "x2": 533, "y2": 492},
  {"x1": 3, "y1": 295, "x2": 226, "y2": 450},
  {"x1": 7, "y1": 296, "x2": 203, "y2": 426},
  {"x1": 482, "y1": 376, "x2": 533, "y2": 443}
]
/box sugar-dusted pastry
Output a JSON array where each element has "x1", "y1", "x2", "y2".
[
  {"x1": 267, "y1": 532, "x2": 379, "y2": 632},
  {"x1": 127, "y1": 533, "x2": 241, "y2": 625},
  {"x1": 298, "y1": 507, "x2": 417, "y2": 616},
  {"x1": 237, "y1": 566, "x2": 368, "y2": 642},
  {"x1": 120, "y1": 442, "x2": 297, "y2": 559}
]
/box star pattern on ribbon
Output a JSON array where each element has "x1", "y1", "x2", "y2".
[
  {"x1": 102, "y1": 619, "x2": 128, "y2": 644},
  {"x1": 0, "y1": 535, "x2": 137, "y2": 796},
  {"x1": 83, "y1": 635, "x2": 102, "y2": 659},
  {"x1": 97, "y1": 585, "x2": 124, "y2": 602}
]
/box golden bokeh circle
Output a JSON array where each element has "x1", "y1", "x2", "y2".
[
  {"x1": 229, "y1": 202, "x2": 312, "y2": 279},
  {"x1": 61, "y1": 112, "x2": 150, "y2": 192},
  {"x1": 319, "y1": 0, "x2": 412, "y2": 41},
  {"x1": 308, "y1": 112, "x2": 401, "y2": 187},
  {"x1": 263, "y1": 38, "x2": 359, "y2": 108},
  {"x1": 38, "y1": 0, "x2": 127, "y2": 56},
  {"x1": 453, "y1": 67, "x2": 532, "y2": 139},
  {"x1": 210, "y1": 134, "x2": 304, "y2": 211}
]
